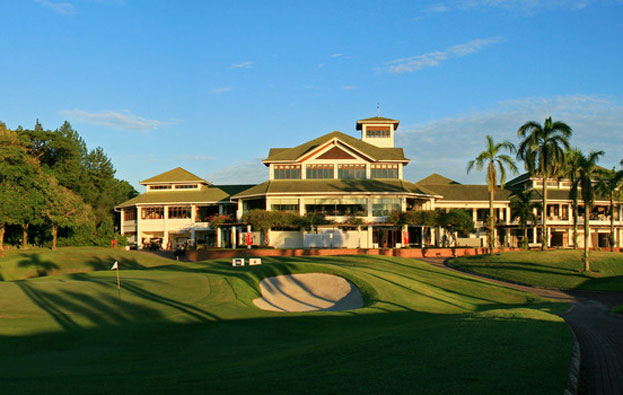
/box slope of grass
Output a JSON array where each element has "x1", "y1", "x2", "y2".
[
  {"x1": 451, "y1": 250, "x2": 623, "y2": 291},
  {"x1": 0, "y1": 247, "x2": 173, "y2": 281},
  {"x1": 0, "y1": 253, "x2": 572, "y2": 393}
]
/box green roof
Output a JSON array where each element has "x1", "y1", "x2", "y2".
[
  {"x1": 506, "y1": 173, "x2": 532, "y2": 187},
  {"x1": 140, "y1": 167, "x2": 207, "y2": 184},
  {"x1": 263, "y1": 131, "x2": 408, "y2": 163},
  {"x1": 419, "y1": 184, "x2": 513, "y2": 201},
  {"x1": 416, "y1": 173, "x2": 460, "y2": 185},
  {"x1": 115, "y1": 184, "x2": 255, "y2": 208},
  {"x1": 231, "y1": 179, "x2": 437, "y2": 199},
  {"x1": 356, "y1": 116, "x2": 400, "y2": 130}
]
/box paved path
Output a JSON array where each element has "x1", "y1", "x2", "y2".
[{"x1": 419, "y1": 258, "x2": 623, "y2": 395}]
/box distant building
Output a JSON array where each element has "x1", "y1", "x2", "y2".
[{"x1": 116, "y1": 115, "x2": 623, "y2": 249}]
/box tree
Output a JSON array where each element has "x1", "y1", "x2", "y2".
[
  {"x1": 0, "y1": 127, "x2": 47, "y2": 253},
  {"x1": 575, "y1": 150, "x2": 604, "y2": 271},
  {"x1": 242, "y1": 210, "x2": 276, "y2": 246},
  {"x1": 510, "y1": 190, "x2": 540, "y2": 249},
  {"x1": 565, "y1": 148, "x2": 583, "y2": 249},
  {"x1": 437, "y1": 209, "x2": 475, "y2": 246},
  {"x1": 596, "y1": 167, "x2": 623, "y2": 248},
  {"x1": 517, "y1": 117, "x2": 572, "y2": 250},
  {"x1": 42, "y1": 179, "x2": 91, "y2": 250},
  {"x1": 467, "y1": 135, "x2": 517, "y2": 254}
]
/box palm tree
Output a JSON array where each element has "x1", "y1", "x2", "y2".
[
  {"x1": 510, "y1": 190, "x2": 540, "y2": 249},
  {"x1": 596, "y1": 167, "x2": 623, "y2": 248},
  {"x1": 576, "y1": 150, "x2": 604, "y2": 271},
  {"x1": 517, "y1": 117, "x2": 572, "y2": 250},
  {"x1": 468, "y1": 136, "x2": 518, "y2": 254},
  {"x1": 565, "y1": 148, "x2": 583, "y2": 249}
]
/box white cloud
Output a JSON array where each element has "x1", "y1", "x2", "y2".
[
  {"x1": 205, "y1": 158, "x2": 268, "y2": 184},
  {"x1": 34, "y1": 0, "x2": 76, "y2": 15},
  {"x1": 427, "y1": 4, "x2": 452, "y2": 12},
  {"x1": 386, "y1": 37, "x2": 504, "y2": 73},
  {"x1": 398, "y1": 94, "x2": 623, "y2": 184},
  {"x1": 210, "y1": 86, "x2": 233, "y2": 94},
  {"x1": 230, "y1": 61, "x2": 254, "y2": 69},
  {"x1": 330, "y1": 53, "x2": 343, "y2": 58},
  {"x1": 173, "y1": 154, "x2": 217, "y2": 162},
  {"x1": 59, "y1": 109, "x2": 164, "y2": 131},
  {"x1": 342, "y1": 85, "x2": 359, "y2": 90}
]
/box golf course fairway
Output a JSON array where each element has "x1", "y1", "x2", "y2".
[{"x1": 0, "y1": 248, "x2": 573, "y2": 393}]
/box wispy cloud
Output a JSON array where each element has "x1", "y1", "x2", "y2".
[
  {"x1": 230, "y1": 61, "x2": 254, "y2": 69},
  {"x1": 34, "y1": 0, "x2": 76, "y2": 15},
  {"x1": 330, "y1": 53, "x2": 343, "y2": 58},
  {"x1": 59, "y1": 109, "x2": 164, "y2": 131},
  {"x1": 386, "y1": 37, "x2": 504, "y2": 73},
  {"x1": 424, "y1": 0, "x2": 601, "y2": 13},
  {"x1": 210, "y1": 86, "x2": 233, "y2": 94},
  {"x1": 398, "y1": 94, "x2": 623, "y2": 184},
  {"x1": 342, "y1": 85, "x2": 359, "y2": 90},
  {"x1": 173, "y1": 154, "x2": 217, "y2": 162},
  {"x1": 205, "y1": 158, "x2": 268, "y2": 184}
]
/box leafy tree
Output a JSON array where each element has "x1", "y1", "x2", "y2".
[
  {"x1": 596, "y1": 167, "x2": 623, "y2": 247},
  {"x1": 510, "y1": 190, "x2": 540, "y2": 249},
  {"x1": 42, "y1": 178, "x2": 91, "y2": 249},
  {"x1": 575, "y1": 150, "x2": 604, "y2": 271},
  {"x1": 242, "y1": 210, "x2": 276, "y2": 246},
  {"x1": 517, "y1": 117, "x2": 572, "y2": 250},
  {"x1": 438, "y1": 209, "x2": 475, "y2": 242},
  {"x1": 467, "y1": 135, "x2": 517, "y2": 254}
]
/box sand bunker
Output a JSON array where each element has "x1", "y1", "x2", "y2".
[{"x1": 253, "y1": 273, "x2": 364, "y2": 312}]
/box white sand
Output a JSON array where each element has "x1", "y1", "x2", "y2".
[{"x1": 253, "y1": 273, "x2": 364, "y2": 312}]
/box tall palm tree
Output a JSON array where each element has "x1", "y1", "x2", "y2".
[
  {"x1": 596, "y1": 167, "x2": 623, "y2": 248},
  {"x1": 510, "y1": 190, "x2": 540, "y2": 250},
  {"x1": 565, "y1": 148, "x2": 583, "y2": 249},
  {"x1": 576, "y1": 150, "x2": 604, "y2": 271},
  {"x1": 468, "y1": 136, "x2": 517, "y2": 254},
  {"x1": 517, "y1": 117, "x2": 572, "y2": 250}
]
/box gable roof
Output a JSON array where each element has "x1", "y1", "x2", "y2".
[
  {"x1": 140, "y1": 167, "x2": 207, "y2": 185},
  {"x1": 356, "y1": 116, "x2": 400, "y2": 130},
  {"x1": 115, "y1": 184, "x2": 255, "y2": 208},
  {"x1": 416, "y1": 173, "x2": 460, "y2": 185},
  {"x1": 231, "y1": 179, "x2": 438, "y2": 199},
  {"x1": 263, "y1": 131, "x2": 408, "y2": 163},
  {"x1": 418, "y1": 184, "x2": 513, "y2": 201}
]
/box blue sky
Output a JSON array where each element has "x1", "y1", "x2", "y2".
[{"x1": 1, "y1": 0, "x2": 622, "y2": 190}]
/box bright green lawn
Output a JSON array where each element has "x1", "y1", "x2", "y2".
[
  {"x1": 451, "y1": 250, "x2": 623, "y2": 291},
  {"x1": 0, "y1": 246, "x2": 172, "y2": 281},
  {"x1": 0, "y1": 249, "x2": 572, "y2": 393}
]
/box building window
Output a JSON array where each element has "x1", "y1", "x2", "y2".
[
  {"x1": 366, "y1": 128, "x2": 390, "y2": 138},
  {"x1": 371, "y1": 198, "x2": 401, "y2": 217},
  {"x1": 175, "y1": 184, "x2": 198, "y2": 189},
  {"x1": 271, "y1": 204, "x2": 299, "y2": 212},
  {"x1": 274, "y1": 165, "x2": 301, "y2": 179},
  {"x1": 168, "y1": 206, "x2": 191, "y2": 219},
  {"x1": 305, "y1": 204, "x2": 367, "y2": 216},
  {"x1": 306, "y1": 164, "x2": 334, "y2": 179},
  {"x1": 124, "y1": 208, "x2": 136, "y2": 221},
  {"x1": 149, "y1": 185, "x2": 171, "y2": 190},
  {"x1": 370, "y1": 164, "x2": 398, "y2": 179},
  {"x1": 142, "y1": 207, "x2": 164, "y2": 219},
  {"x1": 338, "y1": 164, "x2": 366, "y2": 179}
]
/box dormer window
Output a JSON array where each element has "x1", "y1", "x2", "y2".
[
  {"x1": 338, "y1": 164, "x2": 366, "y2": 179},
  {"x1": 371, "y1": 164, "x2": 398, "y2": 179},
  {"x1": 149, "y1": 185, "x2": 172, "y2": 190},
  {"x1": 175, "y1": 184, "x2": 199, "y2": 189},
  {"x1": 306, "y1": 164, "x2": 334, "y2": 179},
  {"x1": 274, "y1": 165, "x2": 301, "y2": 179}
]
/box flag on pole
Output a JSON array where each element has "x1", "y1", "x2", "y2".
[{"x1": 111, "y1": 261, "x2": 119, "y2": 270}]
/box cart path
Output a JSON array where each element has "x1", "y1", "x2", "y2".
[{"x1": 419, "y1": 257, "x2": 623, "y2": 395}]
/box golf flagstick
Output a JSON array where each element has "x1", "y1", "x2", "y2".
[{"x1": 111, "y1": 261, "x2": 120, "y2": 298}]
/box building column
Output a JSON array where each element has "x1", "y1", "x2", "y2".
[
  {"x1": 505, "y1": 207, "x2": 511, "y2": 225},
  {"x1": 216, "y1": 227, "x2": 222, "y2": 248},
  {"x1": 367, "y1": 197, "x2": 373, "y2": 218},
  {"x1": 547, "y1": 227, "x2": 551, "y2": 249},
  {"x1": 136, "y1": 207, "x2": 143, "y2": 248},
  {"x1": 236, "y1": 200, "x2": 243, "y2": 221},
  {"x1": 299, "y1": 198, "x2": 305, "y2": 216},
  {"x1": 163, "y1": 205, "x2": 169, "y2": 250},
  {"x1": 231, "y1": 226, "x2": 237, "y2": 249}
]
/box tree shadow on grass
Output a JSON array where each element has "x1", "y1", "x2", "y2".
[
  {"x1": 84, "y1": 256, "x2": 146, "y2": 271},
  {"x1": 18, "y1": 254, "x2": 59, "y2": 278}
]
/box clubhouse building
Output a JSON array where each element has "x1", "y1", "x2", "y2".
[{"x1": 116, "y1": 115, "x2": 623, "y2": 250}]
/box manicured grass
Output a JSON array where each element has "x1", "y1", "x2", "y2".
[
  {"x1": 0, "y1": 247, "x2": 173, "y2": 281},
  {"x1": 451, "y1": 250, "x2": 623, "y2": 291},
  {"x1": 0, "y1": 251, "x2": 572, "y2": 393}
]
